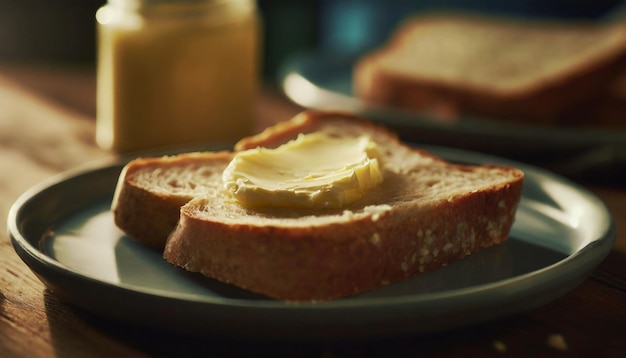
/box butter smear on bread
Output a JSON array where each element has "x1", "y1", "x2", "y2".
[{"x1": 222, "y1": 132, "x2": 383, "y2": 209}]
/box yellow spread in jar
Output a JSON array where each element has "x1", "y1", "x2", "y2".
[
  {"x1": 222, "y1": 133, "x2": 383, "y2": 209},
  {"x1": 96, "y1": 0, "x2": 260, "y2": 153}
]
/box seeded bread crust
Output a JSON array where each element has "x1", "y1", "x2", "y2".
[
  {"x1": 161, "y1": 111, "x2": 524, "y2": 301},
  {"x1": 353, "y1": 13, "x2": 626, "y2": 123}
]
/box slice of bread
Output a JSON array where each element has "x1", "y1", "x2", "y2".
[
  {"x1": 353, "y1": 13, "x2": 626, "y2": 123},
  {"x1": 154, "y1": 111, "x2": 524, "y2": 301},
  {"x1": 112, "y1": 151, "x2": 233, "y2": 248},
  {"x1": 112, "y1": 112, "x2": 417, "y2": 249}
]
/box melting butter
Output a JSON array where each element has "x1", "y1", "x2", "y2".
[{"x1": 222, "y1": 133, "x2": 383, "y2": 209}]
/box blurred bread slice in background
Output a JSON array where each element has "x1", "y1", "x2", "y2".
[
  {"x1": 353, "y1": 13, "x2": 626, "y2": 126},
  {"x1": 555, "y1": 69, "x2": 626, "y2": 128}
]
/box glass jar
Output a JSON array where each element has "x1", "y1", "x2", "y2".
[{"x1": 96, "y1": 0, "x2": 261, "y2": 153}]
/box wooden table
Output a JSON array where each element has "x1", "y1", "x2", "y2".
[{"x1": 1, "y1": 63, "x2": 624, "y2": 357}]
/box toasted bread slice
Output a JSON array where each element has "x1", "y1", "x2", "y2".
[
  {"x1": 112, "y1": 151, "x2": 233, "y2": 248},
  {"x1": 111, "y1": 112, "x2": 415, "y2": 249},
  {"x1": 354, "y1": 13, "x2": 626, "y2": 123},
  {"x1": 159, "y1": 111, "x2": 524, "y2": 301}
]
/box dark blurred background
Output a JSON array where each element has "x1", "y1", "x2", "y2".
[{"x1": 0, "y1": 0, "x2": 623, "y2": 80}]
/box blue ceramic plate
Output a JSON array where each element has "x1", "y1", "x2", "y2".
[{"x1": 8, "y1": 145, "x2": 615, "y2": 340}]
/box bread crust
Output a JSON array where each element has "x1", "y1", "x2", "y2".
[
  {"x1": 161, "y1": 110, "x2": 524, "y2": 301},
  {"x1": 112, "y1": 151, "x2": 232, "y2": 248},
  {"x1": 235, "y1": 110, "x2": 397, "y2": 150},
  {"x1": 165, "y1": 182, "x2": 521, "y2": 301}
]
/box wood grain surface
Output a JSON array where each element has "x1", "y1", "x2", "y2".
[{"x1": 0, "y1": 64, "x2": 624, "y2": 357}]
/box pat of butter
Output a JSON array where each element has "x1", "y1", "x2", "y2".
[{"x1": 222, "y1": 133, "x2": 383, "y2": 209}]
